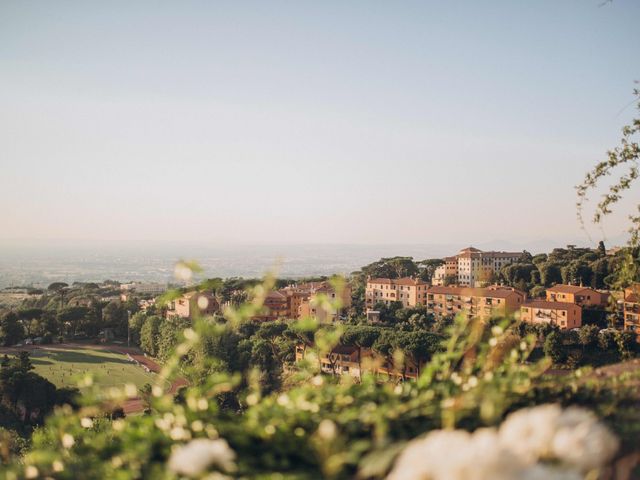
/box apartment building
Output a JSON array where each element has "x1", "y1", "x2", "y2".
[
  {"x1": 426, "y1": 285, "x2": 526, "y2": 320},
  {"x1": 255, "y1": 281, "x2": 352, "y2": 322},
  {"x1": 365, "y1": 277, "x2": 429, "y2": 309},
  {"x1": 432, "y1": 257, "x2": 457, "y2": 285},
  {"x1": 433, "y1": 247, "x2": 523, "y2": 287},
  {"x1": 623, "y1": 284, "x2": 640, "y2": 340},
  {"x1": 545, "y1": 284, "x2": 609, "y2": 308},
  {"x1": 520, "y1": 300, "x2": 582, "y2": 330},
  {"x1": 253, "y1": 291, "x2": 289, "y2": 322},
  {"x1": 282, "y1": 281, "x2": 352, "y2": 321},
  {"x1": 296, "y1": 344, "x2": 422, "y2": 380},
  {"x1": 166, "y1": 291, "x2": 219, "y2": 320}
]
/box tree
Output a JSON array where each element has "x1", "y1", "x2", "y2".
[
  {"x1": 577, "y1": 86, "x2": 640, "y2": 286},
  {"x1": 543, "y1": 331, "x2": 565, "y2": 364},
  {"x1": 361, "y1": 257, "x2": 419, "y2": 279},
  {"x1": 129, "y1": 311, "x2": 148, "y2": 346},
  {"x1": 140, "y1": 316, "x2": 162, "y2": 357},
  {"x1": 597, "y1": 240, "x2": 607, "y2": 257},
  {"x1": 615, "y1": 331, "x2": 636, "y2": 360},
  {"x1": 418, "y1": 259, "x2": 444, "y2": 282},
  {"x1": 342, "y1": 325, "x2": 381, "y2": 378},
  {"x1": 47, "y1": 282, "x2": 68, "y2": 292},
  {"x1": 539, "y1": 263, "x2": 563, "y2": 287},
  {"x1": 577, "y1": 325, "x2": 599, "y2": 352},
  {"x1": 0, "y1": 313, "x2": 23, "y2": 347},
  {"x1": 102, "y1": 301, "x2": 128, "y2": 336}
]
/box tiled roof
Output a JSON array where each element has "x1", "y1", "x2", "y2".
[
  {"x1": 367, "y1": 277, "x2": 427, "y2": 286},
  {"x1": 522, "y1": 300, "x2": 578, "y2": 310},
  {"x1": 427, "y1": 285, "x2": 524, "y2": 299},
  {"x1": 546, "y1": 284, "x2": 592, "y2": 294},
  {"x1": 625, "y1": 292, "x2": 640, "y2": 303}
]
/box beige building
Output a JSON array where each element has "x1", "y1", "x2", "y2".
[
  {"x1": 520, "y1": 300, "x2": 582, "y2": 330},
  {"x1": 253, "y1": 291, "x2": 289, "y2": 322},
  {"x1": 296, "y1": 344, "x2": 422, "y2": 380},
  {"x1": 254, "y1": 281, "x2": 352, "y2": 323},
  {"x1": 167, "y1": 291, "x2": 219, "y2": 319},
  {"x1": 433, "y1": 247, "x2": 523, "y2": 287},
  {"x1": 623, "y1": 284, "x2": 640, "y2": 340},
  {"x1": 365, "y1": 277, "x2": 430, "y2": 309},
  {"x1": 432, "y1": 257, "x2": 458, "y2": 285},
  {"x1": 545, "y1": 284, "x2": 609, "y2": 308},
  {"x1": 426, "y1": 285, "x2": 525, "y2": 320}
]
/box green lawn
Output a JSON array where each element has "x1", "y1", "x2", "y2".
[{"x1": 26, "y1": 347, "x2": 157, "y2": 390}]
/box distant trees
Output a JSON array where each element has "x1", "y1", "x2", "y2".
[
  {"x1": 0, "y1": 313, "x2": 23, "y2": 347},
  {"x1": 0, "y1": 352, "x2": 77, "y2": 428},
  {"x1": 46, "y1": 282, "x2": 68, "y2": 292},
  {"x1": 140, "y1": 316, "x2": 162, "y2": 357},
  {"x1": 360, "y1": 257, "x2": 419, "y2": 279}
]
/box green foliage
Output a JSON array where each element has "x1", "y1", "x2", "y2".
[
  {"x1": 544, "y1": 331, "x2": 565, "y2": 364},
  {"x1": 0, "y1": 312, "x2": 24, "y2": 347},
  {"x1": 140, "y1": 316, "x2": 162, "y2": 357}
]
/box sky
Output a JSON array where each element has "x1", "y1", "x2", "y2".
[{"x1": 1, "y1": 0, "x2": 639, "y2": 250}]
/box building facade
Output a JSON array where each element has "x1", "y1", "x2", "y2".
[
  {"x1": 167, "y1": 291, "x2": 219, "y2": 320},
  {"x1": 520, "y1": 300, "x2": 582, "y2": 330},
  {"x1": 365, "y1": 277, "x2": 430, "y2": 309},
  {"x1": 433, "y1": 247, "x2": 523, "y2": 287},
  {"x1": 426, "y1": 285, "x2": 526, "y2": 320},
  {"x1": 255, "y1": 281, "x2": 352, "y2": 322},
  {"x1": 545, "y1": 284, "x2": 609, "y2": 308}
]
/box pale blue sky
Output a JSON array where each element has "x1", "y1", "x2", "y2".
[{"x1": 1, "y1": 1, "x2": 639, "y2": 248}]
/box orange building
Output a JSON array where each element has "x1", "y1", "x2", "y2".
[
  {"x1": 282, "y1": 281, "x2": 352, "y2": 321},
  {"x1": 365, "y1": 277, "x2": 429, "y2": 309},
  {"x1": 520, "y1": 300, "x2": 582, "y2": 330},
  {"x1": 623, "y1": 284, "x2": 640, "y2": 340},
  {"x1": 426, "y1": 285, "x2": 525, "y2": 320},
  {"x1": 253, "y1": 291, "x2": 289, "y2": 322},
  {"x1": 296, "y1": 344, "x2": 422, "y2": 380},
  {"x1": 545, "y1": 284, "x2": 609, "y2": 308},
  {"x1": 255, "y1": 281, "x2": 352, "y2": 323}
]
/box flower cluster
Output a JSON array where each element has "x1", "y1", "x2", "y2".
[{"x1": 387, "y1": 404, "x2": 619, "y2": 480}]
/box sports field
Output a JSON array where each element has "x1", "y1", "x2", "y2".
[{"x1": 27, "y1": 346, "x2": 157, "y2": 389}]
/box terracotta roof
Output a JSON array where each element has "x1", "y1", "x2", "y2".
[
  {"x1": 368, "y1": 277, "x2": 427, "y2": 286},
  {"x1": 427, "y1": 285, "x2": 524, "y2": 299},
  {"x1": 266, "y1": 291, "x2": 287, "y2": 300},
  {"x1": 522, "y1": 300, "x2": 579, "y2": 310},
  {"x1": 625, "y1": 292, "x2": 640, "y2": 303},
  {"x1": 546, "y1": 284, "x2": 592, "y2": 294}
]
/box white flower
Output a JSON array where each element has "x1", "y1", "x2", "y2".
[
  {"x1": 499, "y1": 404, "x2": 619, "y2": 472},
  {"x1": 168, "y1": 438, "x2": 236, "y2": 477},
  {"x1": 388, "y1": 405, "x2": 619, "y2": 480},
  {"x1": 387, "y1": 429, "x2": 522, "y2": 480},
  {"x1": 317, "y1": 419, "x2": 337, "y2": 441},
  {"x1": 197, "y1": 295, "x2": 210, "y2": 310},
  {"x1": 499, "y1": 403, "x2": 561, "y2": 463},
  {"x1": 550, "y1": 407, "x2": 619, "y2": 472},
  {"x1": 80, "y1": 417, "x2": 93, "y2": 428},
  {"x1": 62, "y1": 433, "x2": 75, "y2": 449},
  {"x1": 25, "y1": 466, "x2": 38, "y2": 479},
  {"x1": 174, "y1": 261, "x2": 193, "y2": 281}
]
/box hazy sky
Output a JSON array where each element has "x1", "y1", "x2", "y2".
[{"x1": 1, "y1": 1, "x2": 639, "y2": 248}]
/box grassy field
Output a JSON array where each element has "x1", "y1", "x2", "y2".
[{"x1": 26, "y1": 347, "x2": 157, "y2": 390}]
